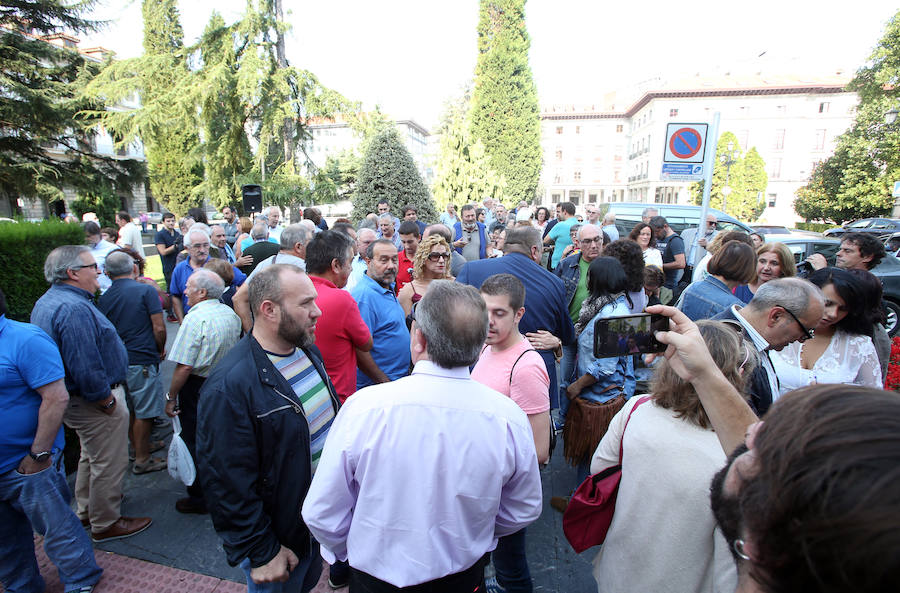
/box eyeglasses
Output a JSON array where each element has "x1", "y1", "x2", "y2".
[
  {"x1": 427, "y1": 252, "x2": 451, "y2": 261},
  {"x1": 70, "y1": 263, "x2": 98, "y2": 271},
  {"x1": 580, "y1": 237, "x2": 602, "y2": 244},
  {"x1": 779, "y1": 305, "x2": 815, "y2": 342},
  {"x1": 189, "y1": 242, "x2": 210, "y2": 249}
]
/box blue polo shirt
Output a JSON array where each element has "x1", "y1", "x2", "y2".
[
  {"x1": 0, "y1": 315, "x2": 66, "y2": 474},
  {"x1": 351, "y1": 273, "x2": 411, "y2": 389},
  {"x1": 170, "y1": 257, "x2": 247, "y2": 314},
  {"x1": 548, "y1": 217, "x2": 579, "y2": 268}
]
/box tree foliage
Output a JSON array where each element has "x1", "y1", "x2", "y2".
[
  {"x1": 793, "y1": 10, "x2": 899, "y2": 223},
  {"x1": 352, "y1": 127, "x2": 436, "y2": 223},
  {"x1": 432, "y1": 91, "x2": 506, "y2": 210},
  {"x1": 470, "y1": 0, "x2": 542, "y2": 204},
  {"x1": 0, "y1": 0, "x2": 143, "y2": 208},
  {"x1": 691, "y1": 131, "x2": 765, "y2": 222}
]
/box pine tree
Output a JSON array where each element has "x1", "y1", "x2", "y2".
[
  {"x1": 470, "y1": 0, "x2": 542, "y2": 205},
  {"x1": 353, "y1": 128, "x2": 437, "y2": 223},
  {"x1": 0, "y1": 0, "x2": 143, "y2": 210}
]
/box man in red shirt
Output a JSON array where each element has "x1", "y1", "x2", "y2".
[
  {"x1": 396, "y1": 221, "x2": 421, "y2": 292},
  {"x1": 304, "y1": 231, "x2": 380, "y2": 402}
]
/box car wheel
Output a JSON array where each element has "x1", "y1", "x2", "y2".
[{"x1": 884, "y1": 300, "x2": 900, "y2": 337}]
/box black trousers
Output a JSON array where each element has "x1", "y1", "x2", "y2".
[
  {"x1": 349, "y1": 554, "x2": 489, "y2": 593},
  {"x1": 178, "y1": 374, "x2": 206, "y2": 500}
]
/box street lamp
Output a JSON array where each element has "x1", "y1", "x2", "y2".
[{"x1": 720, "y1": 141, "x2": 739, "y2": 214}]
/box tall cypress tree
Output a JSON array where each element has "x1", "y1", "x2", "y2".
[
  {"x1": 470, "y1": 0, "x2": 542, "y2": 205},
  {"x1": 140, "y1": 0, "x2": 203, "y2": 214}
]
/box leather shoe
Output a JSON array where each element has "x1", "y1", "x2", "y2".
[
  {"x1": 92, "y1": 516, "x2": 152, "y2": 542},
  {"x1": 175, "y1": 497, "x2": 208, "y2": 514},
  {"x1": 550, "y1": 496, "x2": 569, "y2": 513}
]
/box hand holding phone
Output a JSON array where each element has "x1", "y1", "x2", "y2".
[{"x1": 593, "y1": 313, "x2": 668, "y2": 359}]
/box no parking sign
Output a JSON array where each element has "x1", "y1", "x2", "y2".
[{"x1": 661, "y1": 122, "x2": 709, "y2": 181}]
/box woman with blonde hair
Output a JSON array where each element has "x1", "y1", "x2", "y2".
[
  {"x1": 233, "y1": 216, "x2": 254, "y2": 259},
  {"x1": 398, "y1": 234, "x2": 453, "y2": 317},
  {"x1": 734, "y1": 242, "x2": 796, "y2": 303},
  {"x1": 589, "y1": 320, "x2": 756, "y2": 593}
]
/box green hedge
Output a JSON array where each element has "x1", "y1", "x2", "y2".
[
  {"x1": 795, "y1": 222, "x2": 832, "y2": 233},
  {"x1": 0, "y1": 220, "x2": 84, "y2": 321}
]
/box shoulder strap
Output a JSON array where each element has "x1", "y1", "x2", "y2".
[
  {"x1": 509, "y1": 347, "x2": 539, "y2": 386},
  {"x1": 618, "y1": 396, "x2": 651, "y2": 463}
]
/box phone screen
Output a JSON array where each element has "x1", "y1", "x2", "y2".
[{"x1": 593, "y1": 313, "x2": 668, "y2": 359}]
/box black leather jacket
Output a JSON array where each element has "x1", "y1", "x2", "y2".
[{"x1": 197, "y1": 334, "x2": 339, "y2": 568}]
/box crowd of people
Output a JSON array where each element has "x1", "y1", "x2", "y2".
[{"x1": 2, "y1": 198, "x2": 899, "y2": 593}]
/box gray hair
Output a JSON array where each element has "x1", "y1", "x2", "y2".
[
  {"x1": 365, "y1": 238, "x2": 397, "y2": 260},
  {"x1": 415, "y1": 280, "x2": 488, "y2": 368},
  {"x1": 503, "y1": 226, "x2": 542, "y2": 255},
  {"x1": 280, "y1": 223, "x2": 311, "y2": 250},
  {"x1": 357, "y1": 227, "x2": 377, "y2": 242},
  {"x1": 577, "y1": 223, "x2": 602, "y2": 240},
  {"x1": 105, "y1": 250, "x2": 135, "y2": 278},
  {"x1": 602, "y1": 213, "x2": 616, "y2": 224},
  {"x1": 267, "y1": 206, "x2": 280, "y2": 217},
  {"x1": 377, "y1": 213, "x2": 394, "y2": 222},
  {"x1": 44, "y1": 245, "x2": 91, "y2": 283},
  {"x1": 250, "y1": 222, "x2": 269, "y2": 241},
  {"x1": 569, "y1": 224, "x2": 582, "y2": 237},
  {"x1": 747, "y1": 277, "x2": 824, "y2": 316},
  {"x1": 248, "y1": 263, "x2": 303, "y2": 314},
  {"x1": 642, "y1": 207, "x2": 659, "y2": 217},
  {"x1": 186, "y1": 223, "x2": 211, "y2": 246},
  {"x1": 190, "y1": 269, "x2": 225, "y2": 300}
]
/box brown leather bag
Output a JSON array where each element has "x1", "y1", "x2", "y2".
[{"x1": 562, "y1": 386, "x2": 626, "y2": 466}]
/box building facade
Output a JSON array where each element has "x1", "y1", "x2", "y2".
[{"x1": 540, "y1": 74, "x2": 857, "y2": 224}]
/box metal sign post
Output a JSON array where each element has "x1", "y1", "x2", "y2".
[{"x1": 688, "y1": 112, "x2": 721, "y2": 269}]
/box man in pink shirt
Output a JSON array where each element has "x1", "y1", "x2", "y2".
[
  {"x1": 304, "y1": 231, "x2": 376, "y2": 403},
  {"x1": 471, "y1": 272, "x2": 550, "y2": 593}
]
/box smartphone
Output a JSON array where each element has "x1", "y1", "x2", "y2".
[{"x1": 593, "y1": 313, "x2": 668, "y2": 359}]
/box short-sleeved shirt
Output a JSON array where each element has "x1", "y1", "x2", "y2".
[
  {"x1": 90, "y1": 239, "x2": 118, "y2": 293},
  {"x1": 548, "y1": 218, "x2": 579, "y2": 268},
  {"x1": 155, "y1": 228, "x2": 180, "y2": 274},
  {"x1": 0, "y1": 315, "x2": 67, "y2": 473},
  {"x1": 310, "y1": 276, "x2": 371, "y2": 402},
  {"x1": 471, "y1": 337, "x2": 550, "y2": 415},
  {"x1": 662, "y1": 234, "x2": 686, "y2": 288},
  {"x1": 118, "y1": 222, "x2": 145, "y2": 257},
  {"x1": 568, "y1": 257, "x2": 591, "y2": 323},
  {"x1": 396, "y1": 249, "x2": 414, "y2": 292},
  {"x1": 351, "y1": 273, "x2": 411, "y2": 389},
  {"x1": 167, "y1": 298, "x2": 241, "y2": 377},
  {"x1": 97, "y1": 278, "x2": 163, "y2": 366}
]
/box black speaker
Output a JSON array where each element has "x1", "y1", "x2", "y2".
[{"x1": 241, "y1": 184, "x2": 263, "y2": 213}]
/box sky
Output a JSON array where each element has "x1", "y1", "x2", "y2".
[{"x1": 80, "y1": 1, "x2": 898, "y2": 131}]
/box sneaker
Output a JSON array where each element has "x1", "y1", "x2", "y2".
[
  {"x1": 550, "y1": 496, "x2": 569, "y2": 513},
  {"x1": 327, "y1": 560, "x2": 350, "y2": 589},
  {"x1": 484, "y1": 576, "x2": 506, "y2": 593},
  {"x1": 166, "y1": 313, "x2": 178, "y2": 323},
  {"x1": 92, "y1": 516, "x2": 152, "y2": 542},
  {"x1": 175, "y1": 497, "x2": 208, "y2": 515}
]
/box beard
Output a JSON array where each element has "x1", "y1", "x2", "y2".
[
  {"x1": 710, "y1": 443, "x2": 749, "y2": 561},
  {"x1": 278, "y1": 307, "x2": 315, "y2": 349}
]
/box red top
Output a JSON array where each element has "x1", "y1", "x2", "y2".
[
  {"x1": 396, "y1": 249, "x2": 415, "y2": 292},
  {"x1": 310, "y1": 275, "x2": 372, "y2": 402}
]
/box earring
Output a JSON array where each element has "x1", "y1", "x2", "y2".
[{"x1": 733, "y1": 539, "x2": 751, "y2": 561}]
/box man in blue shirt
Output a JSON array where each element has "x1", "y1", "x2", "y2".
[
  {"x1": 170, "y1": 226, "x2": 246, "y2": 321},
  {"x1": 351, "y1": 239, "x2": 410, "y2": 389},
  {"x1": 543, "y1": 202, "x2": 578, "y2": 269},
  {"x1": 31, "y1": 245, "x2": 152, "y2": 543},
  {"x1": 0, "y1": 288, "x2": 103, "y2": 593},
  {"x1": 457, "y1": 227, "x2": 576, "y2": 411}
]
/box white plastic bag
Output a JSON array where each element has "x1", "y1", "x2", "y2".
[{"x1": 167, "y1": 416, "x2": 196, "y2": 486}]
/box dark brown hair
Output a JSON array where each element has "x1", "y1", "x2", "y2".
[
  {"x1": 603, "y1": 239, "x2": 645, "y2": 293},
  {"x1": 203, "y1": 258, "x2": 234, "y2": 286},
  {"x1": 708, "y1": 240, "x2": 757, "y2": 284},
  {"x1": 628, "y1": 222, "x2": 657, "y2": 248}
]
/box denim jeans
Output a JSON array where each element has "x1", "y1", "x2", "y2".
[
  {"x1": 493, "y1": 528, "x2": 532, "y2": 593},
  {"x1": 0, "y1": 452, "x2": 102, "y2": 592},
  {"x1": 558, "y1": 343, "x2": 578, "y2": 422},
  {"x1": 240, "y1": 546, "x2": 321, "y2": 593}
]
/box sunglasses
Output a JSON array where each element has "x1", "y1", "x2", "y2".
[
  {"x1": 779, "y1": 305, "x2": 815, "y2": 342},
  {"x1": 427, "y1": 252, "x2": 451, "y2": 261}
]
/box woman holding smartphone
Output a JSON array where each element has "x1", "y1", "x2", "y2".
[{"x1": 563, "y1": 256, "x2": 632, "y2": 485}]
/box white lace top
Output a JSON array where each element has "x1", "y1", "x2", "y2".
[
  {"x1": 642, "y1": 247, "x2": 662, "y2": 268},
  {"x1": 771, "y1": 330, "x2": 883, "y2": 396}
]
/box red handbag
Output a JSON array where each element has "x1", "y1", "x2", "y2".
[{"x1": 562, "y1": 396, "x2": 650, "y2": 553}]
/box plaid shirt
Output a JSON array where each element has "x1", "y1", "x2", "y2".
[{"x1": 167, "y1": 298, "x2": 241, "y2": 377}]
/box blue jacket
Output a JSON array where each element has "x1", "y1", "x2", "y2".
[
  {"x1": 453, "y1": 221, "x2": 489, "y2": 260},
  {"x1": 678, "y1": 275, "x2": 743, "y2": 322},
  {"x1": 554, "y1": 252, "x2": 584, "y2": 308},
  {"x1": 575, "y1": 295, "x2": 632, "y2": 403}
]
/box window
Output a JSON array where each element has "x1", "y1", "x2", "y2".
[
  {"x1": 737, "y1": 130, "x2": 749, "y2": 150},
  {"x1": 551, "y1": 193, "x2": 561, "y2": 204},
  {"x1": 575, "y1": 125, "x2": 581, "y2": 134},
  {"x1": 556, "y1": 126, "x2": 563, "y2": 134},
  {"x1": 616, "y1": 124, "x2": 623, "y2": 133},
  {"x1": 669, "y1": 108, "x2": 678, "y2": 117},
  {"x1": 555, "y1": 149, "x2": 563, "y2": 161},
  {"x1": 573, "y1": 170, "x2": 582, "y2": 182},
  {"x1": 553, "y1": 170, "x2": 562, "y2": 184},
  {"x1": 770, "y1": 158, "x2": 782, "y2": 180},
  {"x1": 768, "y1": 193, "x2": 777, "y2": 208},
  {"x1": 588, "y1": 193, "x2": 597, "y2": 203},
  {"x1": 776, "y1": 105, "x2": 786, "y2": 114},
  {"x1": 774, "y1": 129, "x2": 785, "y2": 150},
  {"x1": 814, "y1": 129, "x2": 826, "y2": 150},
  {"x1": 569, "y1": 190, "x2": 582, "y2": 205},
  {"x1": 819, "y1": 102, "x2": 830, "y2": 113}
]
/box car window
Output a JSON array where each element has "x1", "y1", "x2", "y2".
[
  {"x1": 786, "y1": 243, "x2": 808, "y2": 263},
  {"x1": 721, "y1": 222, "x2": 751, "y2": 232},
  {"x1": 812, "y1": 242, "x2": 840, "y2": 264},
  {"x1": 870, "y1": 220, "x2": 893, "y2": 230},
  {"x1": 847, "y1": 219, "x2": 872, "y2": 229}
]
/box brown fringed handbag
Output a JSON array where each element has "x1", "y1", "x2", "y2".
[{"x1": 562, "y1": 385, "x2": 626, "y2": 466}]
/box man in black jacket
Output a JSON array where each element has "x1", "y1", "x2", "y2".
[{"x1": 197, "y1": 264, "x2": 339, "y2": 592}]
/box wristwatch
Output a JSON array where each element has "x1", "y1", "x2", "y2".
[
  {"x1": 165, "y1": 392, "x2": 176, "y2": 402},
  {"x1": 102, "y1": 398, "x2": 117, "y2": 409},
  {"x1": 29, "y1": 451, "x2": 51, "y2": 463}
]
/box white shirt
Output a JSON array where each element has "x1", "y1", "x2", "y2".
[
  {"x1": 91, "y1": 239, "x2": 118, "y2": 293},
  {"x1": 344, "y1": 255, "x2": 367, "y2": 293},
  {"x1": 302, "y1": 360, "x2": 542, "y2": 587},
  {"x1": 267, "y1": 224, "x2": 283, "y2": 243},
  {"x1": 771, "y1": 329, "x2": 883, "y2": 394},
  {"x1": 730, "y1": 305, "x2": 780, "y2": 401},
  {"x1": 118, "y1": 221, "x2": 145, "y2": 257},
  {"x1": 642, "y1": 247, "x2": 663, "y2": 268}
]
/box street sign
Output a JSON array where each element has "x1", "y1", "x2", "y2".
[
  {"x1": 893, "y1": 180, "x2": 900, "y2": 198},
  {"x1": 662, "y1": 123, "x2": 709, "y2": 182}
]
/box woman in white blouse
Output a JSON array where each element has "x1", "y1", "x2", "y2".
[
  {"x1": 772, "y1": 267, "x2": 883, "y2": 393},
  {"x1": 628, "y1": 223, "x2": 662, "y2": 268}
]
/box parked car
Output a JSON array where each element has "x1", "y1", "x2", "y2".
[
  {"x1": 145, "y1": 211, "x2": 163, "y2": 225},
  {"x1": 767, "y1": 235, "x2": 900, "y2": 336},
  {"x1": 594, "y1": 202, "x2": 754, "y2": 237},
  {"x1": 823, "y1": 218, "x2": 900, "y2": 238},
  {"x1": 752, "y1": 225, "x2": 792, "y2": 235}
]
